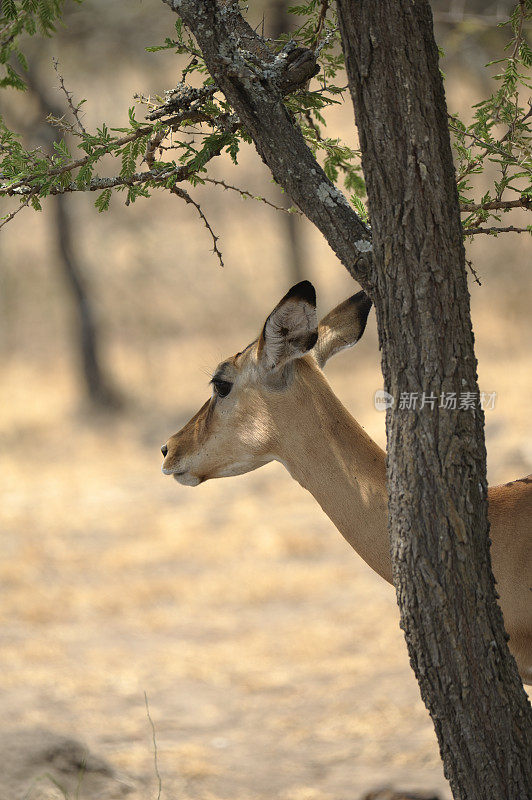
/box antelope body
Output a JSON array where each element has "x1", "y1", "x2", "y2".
[{"x1": 162, "y1": 282, "x2": 532, "y2": 683}]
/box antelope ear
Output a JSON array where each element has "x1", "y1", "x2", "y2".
[
  {"x1": 258, "y1": 281, "x2": 318, "y2": 371},
  {"x1": 314, "y1": 291, "x2": 372, "y2": 368}
]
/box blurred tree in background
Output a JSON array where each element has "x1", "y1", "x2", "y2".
[{"x1": 23, "y1": 65, "x2": 120, "y2": 407}]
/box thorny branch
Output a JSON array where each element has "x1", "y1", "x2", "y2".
[
  {"x1": 52, "y1": 59, "x2": 87, "y2": 136},
  {"x1": 460, "y1": 197, "x2": 531, "y2": 212},
  {"x1": 146, "y1": 84, "x2": 217, "y2": 121},
  {"x1": 466, "y1": 258, "x2": 482, "y2": 286},
  {"x1": 2, "y1": 112, "x2": 201, "y2": 193},
  {"x1": 0, "y1": 193, "x2": 33, "y2": 230},
  {"x1": 145, "y1": 128, "x2": 167, "y2": 169},
  {"x1": 510, "y1": 0, "x2": 527, "y2": 62},
  {"x1": 449, "y1": 102, "x2": 532, "y2": 184},
  {"x1": 463, "y1": 224, "x2": 531, "y2": 235},
  {"x1": 202, "y1": 177, "x2": 301, "y2": 214},
  {"x1": 171, "y1": 184, "x2": 225, "y2": 267}
]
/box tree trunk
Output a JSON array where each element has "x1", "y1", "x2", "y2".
[
  {"x1": 25, "y1": 70, "x2": 120, "y2": 411},
  {"x1": 53, "y1": 194, "x2": 120, "y2": 409},
  {"x1": 336, "y1": 1, "x2": 532, "y2": 797}
]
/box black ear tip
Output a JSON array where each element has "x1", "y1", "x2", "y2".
[
  {"x1": 350, "y1": 290, "x2": 372, "y2": 315},
  {"x1": 349, "y1": 290, "x2": 373, "y2": 338},
  {"x1": 285, "y1": 280, "x2": 316, "y2": 306}
]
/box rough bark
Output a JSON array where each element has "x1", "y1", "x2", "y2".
[
  {"x1": 160, "y1": 1, "x2": 532, "y2": 797},
  {"x1": 335, "y1": 1, "x2": 532, "y2": 797}
]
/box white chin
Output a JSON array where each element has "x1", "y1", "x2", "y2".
[{"x1": 174, "y1": 472, "x2": 202, "y2": 487}]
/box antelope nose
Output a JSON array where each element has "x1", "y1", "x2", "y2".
[{"x1": 161, "y1": 444, "x2": 168, "y2": 457}]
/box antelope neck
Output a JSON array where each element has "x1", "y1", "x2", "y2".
[{"x1": 275, "y1": 369, "x2": 392, "y2": 583}]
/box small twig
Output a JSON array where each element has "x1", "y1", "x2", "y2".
[
  {"x1": 449, "y1": 121, "x2": 520, "y2": 166},
  {"x1": 310, "y1": 0, "x2": 330, "y2": 50},
  {"x1": 304, "y1": 109, "x2": 324, "y2": 142},
  {"x1": 144, "y1": 692, "x2": 162, "y2": 800},
  {"x1": 449, "y1": 102, "x2": 532, "y2": 183},
  {"x1": 465, "y1": 258, "x2": 482, "y2": 286},
  {"x1": 202, "y1": 177, "x2": 301, "y2": 214},
  {"x1": 511, "y1": 0, "x2": 527, "y2": 61},
  {"x1": 52, "y1": 58, "x2": 87, "y2": 135},
  {"x1": 0, "y1": 194, "x2": 33, "y2": 231},
  {"x1": 45, "y1": 112, "x2": 79, "y2": 138},
  {"x1": 145, "y1": 129, "x2": 166, "y2": 168},
  {"x1": 171, "y1": 185, "x2": 225, "y2": 267},
  {"x1": 460, "y1": 197, "x2": 531, "y2": 213},
  {"x1": 463, "y1": 225, "x2": 530, "y2": 236}
]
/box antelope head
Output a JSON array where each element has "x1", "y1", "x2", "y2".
[{"x1": 161, "y1": 281, "x2": 372, "y2": 486}]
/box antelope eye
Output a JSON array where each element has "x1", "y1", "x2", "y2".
[{"x1": 212, "y1": 379, "x2": 232, "y2": 398}]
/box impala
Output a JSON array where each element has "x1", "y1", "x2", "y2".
[{"x1": 161, "y1": 281, "x2": 532, "y2": 683}]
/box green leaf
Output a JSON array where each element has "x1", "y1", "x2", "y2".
[
  {"x1": 53, "y1": 138, "x2": 71, "y2": 160},
  {"x1": 128, "y1": 106, "x2": 141, "y2": 129},
  {"x1": 0, "y1": 64, "x2": 26, "y2": 90},
  {"x1": 2, "y1": 0, "x2": 18, "y2": 20},
  {"x1": 95, "y1": 188, "x2": 112, "y2": 212},
  {"x1": 120, "y1": 142, "x2": 136, "y2": 178}
]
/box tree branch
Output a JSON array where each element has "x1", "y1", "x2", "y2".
[
  {"x1": 3, "y1": 166, "x2": 186, "y2": 195},
  {"x1": 0, "y1": 111, "x2": 200, "y2": 193},
  {"x1": 449, "y1": 102, "x2": 532, "y2": 184},
  {"x1": 171, "y1": 185, "x2": 225, "y2": 267},
  {"x1": 463, "y1": 224, "x2": 531, "y2": 236},
  {"x1": 160, "y1": 0, "x2": 374, "y2": 289},
  {"x1": 460, "y1": 197, "x2": 531, "y2": 213},
  {"x1": 202, "y1": 177, "x2": 300, "y2": 213},
  {"x1": 0, "y1": 194, "x2": 33, "y2": 230},
  {"x1": 310, "y1": 1, "x2": 330, "y2": 50},
  {"x1": 52, "y1": 58, "x2": 87, "y2": 136}
]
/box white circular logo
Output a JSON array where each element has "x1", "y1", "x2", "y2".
[{"x1": 374, "y1": 389, "x2": 394, "y2": 411}]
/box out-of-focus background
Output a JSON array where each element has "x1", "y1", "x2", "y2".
[{"x1": 1, "y1": 2, "x2": 530, "y2": 798}]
